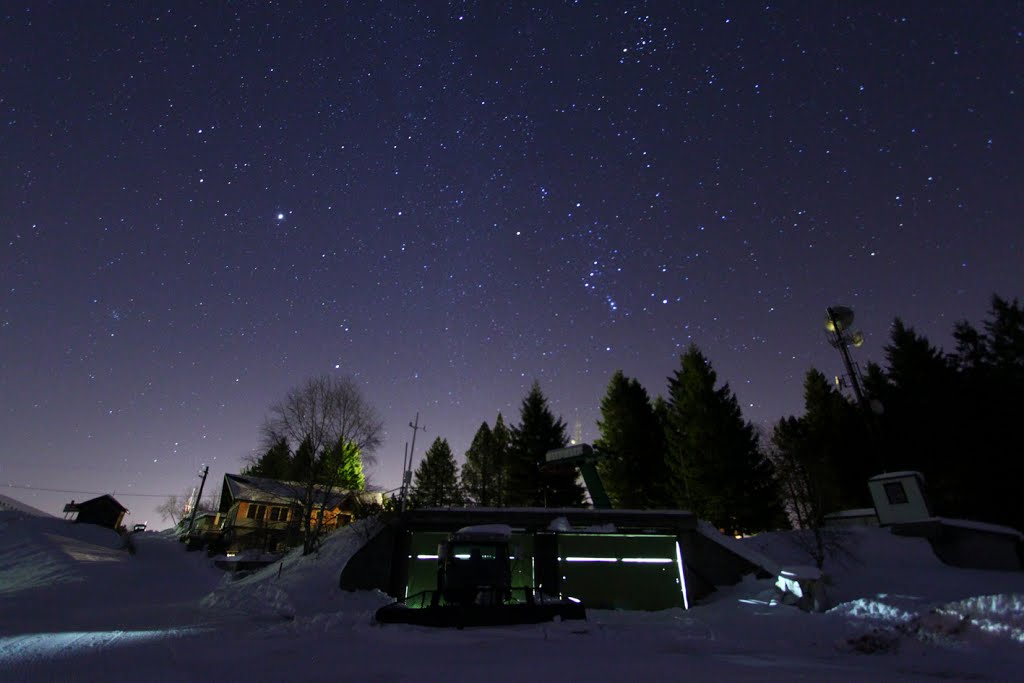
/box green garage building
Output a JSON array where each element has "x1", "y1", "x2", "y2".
[{"x1": 341, "y1": 507, "x2": 772, "y2": 610}]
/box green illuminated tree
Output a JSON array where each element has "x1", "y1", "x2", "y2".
[{"x1": 332, "y1": 438, "x2": 366, "y2": 491}]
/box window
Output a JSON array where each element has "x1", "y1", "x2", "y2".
[
  {"x1": 246, "y1": 504, "x2": 267, "y2": 521},
  {"x1": 269, "y1": 507, "x2": 288, "y2": 522},
  {"x1": 884, "y1": 482, "x2": 908, "y2": 505}
]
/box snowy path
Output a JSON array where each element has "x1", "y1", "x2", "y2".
[
  {"x1": 2, "y1": 607, "x2": 1017, "y2": 683},
  {"x1": 2, "y1": 514, "x2": 1023, "y2": 681}
]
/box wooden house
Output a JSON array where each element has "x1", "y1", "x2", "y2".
[
  {"x1": 217, "y1": 473, "x2": 379, "y2": 553},
  {"x1": 63, "y1": 494, "x2": 128, "y2": 530}
]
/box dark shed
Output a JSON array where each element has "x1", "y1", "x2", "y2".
[{"x1": 64, "y1": 494, "x2": 128, "y2": 530}]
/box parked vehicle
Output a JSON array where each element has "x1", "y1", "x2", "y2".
[{"x1": 376, "y1": 524, "x2": 586, "y2": 628}]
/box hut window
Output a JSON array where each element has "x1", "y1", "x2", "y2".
[
  {"x1": 246, "y1": 504, "x2": 267, "y2": 520},
  {"x1": 269, "y1": 507, "x2": 288, "y2": 522},
  {"x1": 884, "y1": 482, "x2": 908, "y2": 505}
]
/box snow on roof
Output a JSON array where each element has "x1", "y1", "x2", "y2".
[
  {"x1": 696, "y1": 520, "x2": 781, "y2": 576},
  {"x1": 824, "y1": 508, "x2": 878, "y2": 519},
  {"x1": 779, "y1": 565, "x2": 823, "y2": 580},
  {"x1": 936, "y1": 517, "x2": 1024, "y2": 539},
  {"x1": 223, "y1": 473, "x2": 354, "y2": 508},
  {"x1": 73, "y1": 494, "x2": 128, "y2": 512},
  {"x1": 453, "y1": 524, "x2": 512, "y2": 540},
  {"x1": 0, "y1": 492, "x2": 53, "y2": 518}
]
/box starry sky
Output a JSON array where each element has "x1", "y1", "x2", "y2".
[{"x1": 2, "y1": 2, "x2": 1021, "y2": 527}]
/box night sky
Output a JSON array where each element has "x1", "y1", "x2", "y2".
[{"x1": 2, "y1": 3, "x2": 1021, "y2": 526}]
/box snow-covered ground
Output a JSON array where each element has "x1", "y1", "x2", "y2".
[{"x1": 1, "y1": 510, "x2": 1022, "y2": 682}]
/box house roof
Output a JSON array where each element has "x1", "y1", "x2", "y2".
[
  {"x1": 222, "y1": 473, "x2": 354, "y2": 509},
  {"x1": 66, "y1": 494, "x2": 128, "y2": 513}
]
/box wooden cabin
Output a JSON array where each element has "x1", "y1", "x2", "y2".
[{"x1": 217, "y1": 473, "x2": 379, "y2": 553}]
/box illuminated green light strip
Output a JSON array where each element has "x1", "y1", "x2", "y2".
[
  {"x1": 558, "y1": 533, "x2": 677, "y2": 539},
  {"x1": 621, "y1": 557, "x2": 674, "y2": 564},
  {"x1": 564, "y1": 556, "x2": 618, "y2": 563},
  {"x1": 675, "y1": 540, "x2": 690, "y2": 610}
]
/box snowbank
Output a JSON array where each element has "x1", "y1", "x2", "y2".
[
  {"x1": 200, "y1": 517, "x2": 390, "y2": 622},
  {"x1": 3, "y1": 513, "x2": 1024, "y2": 681}
]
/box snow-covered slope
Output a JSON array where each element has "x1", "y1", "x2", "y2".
[
  {"x1": 0, "y1": 493, "x2": 53, "y2": 518},
  {"x1": 200, "y1": 517, "x2": 390, "y2": 622},
  {"x1": 2, "y1": 513, "x2": 1023, "y2": 682},
  {"x1": 0, "y1": 510, "x2": 224, "y2": 634}
]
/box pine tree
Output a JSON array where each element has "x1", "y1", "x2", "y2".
[
  {"x1": 411, "y1": 437, "x2": 462, "y2": 507},
  {"x1": 242, "y1": 437, "x2": 294, "y2": 479},
  {"x1": 461, "y1": 421, "x2": 495, "y2": 506},
  {"x1": 594, "y1": 370, "x2": 672, "y2": 508},
  {"x1": 865, "y1": 319, "x2": 965, "y2": 515},
  {"x1": 808, "y1": 368, "x2": 873, "y2": 507},
  {"x1": 664, "y1": 345, "x2": 784, "y2": 535},
  {"x1": 771, "y1": 369, "x2": 865, "y2": 528},
  {"x1": 461, "y1": 414, "x2": 512, "y2": 506},
  {"x1": 951, "y1": 295, "x2": 1024, "y2": 530},
  {"x1": 490, "y1": 413, "x2": 511, "y2": 506},
  {"x1": 291, "y1": 437, "x2": 317, "y2": 483},
  {"x1": 506, "y1": 381, "x2": 584, "y2": 507},
  {"x1": 462, "y1": 421, "x2": 501, "y2": 507}
]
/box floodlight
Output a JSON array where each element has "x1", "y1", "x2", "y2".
[{"x1": 824, "y1": 306, "x2": 855, "y2": 333}]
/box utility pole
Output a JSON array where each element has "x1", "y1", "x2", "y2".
[
  {"x1": 187, "y1": 465, "x2": 209, "y2": 534},
  {"x1": 400, "y1": 412, "x2": 426, "y2": 513},
  {"x1": 399, "y1": 442, "x2": 410, "y2": 507}
]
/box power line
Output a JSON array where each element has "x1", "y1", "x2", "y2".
[{"x1": 2, "y1": 483, "x2": 179, "y2": 498}]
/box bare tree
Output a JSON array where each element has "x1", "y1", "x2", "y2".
[
  {"x1": 196, "y1": 491, "x2": 219, "y2": 514},
  {"x1": 262, "y1": 374, "x2": 384, "y2": 554},
  {"x1": 156, "y1": 489, "x2": 220, "y2": 530},
  {"x1": 762, "y1": 424, "x2": 856, "y2": 569},
  {"x1": 156, "y1": 494, "x2": 182, "y2": 527}
]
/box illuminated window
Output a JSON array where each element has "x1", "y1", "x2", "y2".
[{"x1": 884, "y1": 482, "x2": 908, "y2": 505}]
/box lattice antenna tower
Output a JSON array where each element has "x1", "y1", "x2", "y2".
[{"x1": 824, "y1": 305, "x2": 868, "y2": 408}]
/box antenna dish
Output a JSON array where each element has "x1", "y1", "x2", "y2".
[
  {"x1": 851, "y1": 331, "x2": 865, "y2": 347},
  {"x1": 825, "y1": 306, "x2": 855, "y2": 333}
]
